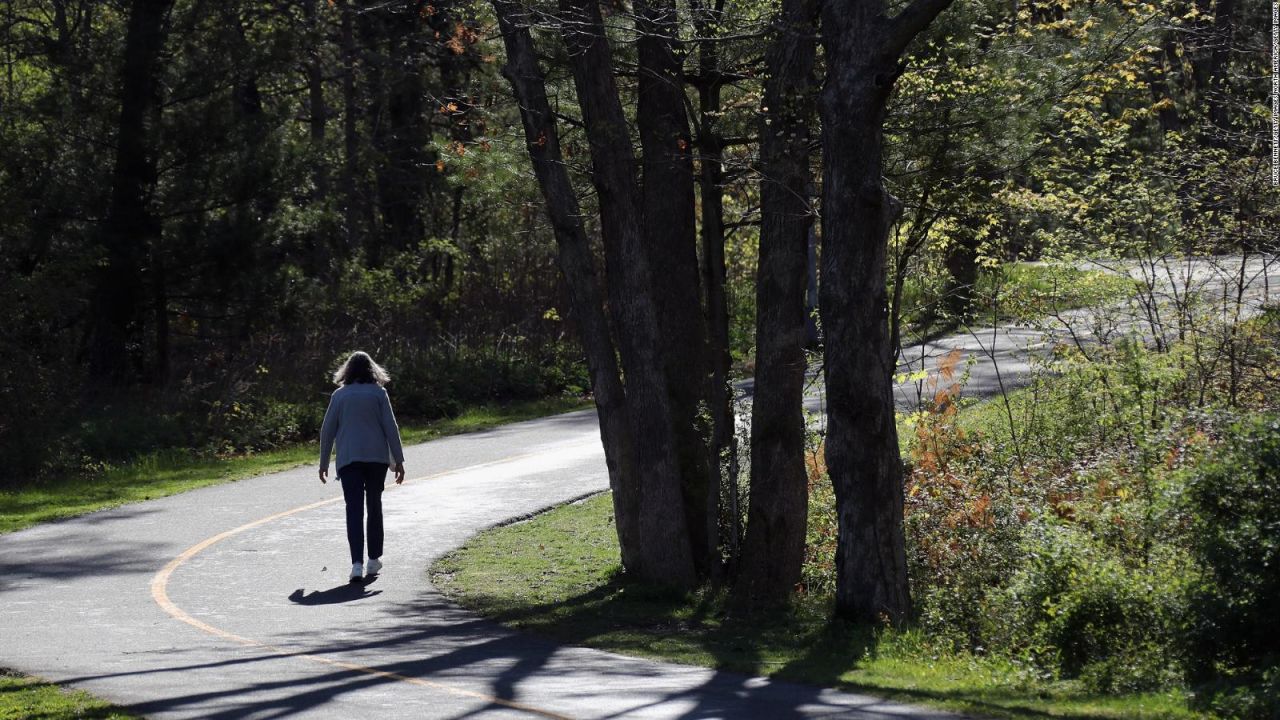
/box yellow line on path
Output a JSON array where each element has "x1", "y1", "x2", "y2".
[{"x1": 150, "y1": 451, "x2": 582, "y2": 720}]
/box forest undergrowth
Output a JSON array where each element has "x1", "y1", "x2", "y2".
[{"x1": 823, "y1": 305, "x2": 1279, "y2": 717}]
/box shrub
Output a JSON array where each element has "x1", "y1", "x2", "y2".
[
  {"x1": 388, "y1": 340, "x2": 587, "y2": 419},
  {"x1": 1183, "y1": 414, "x2": 1280, "y2": 716},
  {"x1": 77, "y1": 397, "x2": 191, "y2": 460},
  {"x1": 1004, "y1": 524, "x2": 1186, "y2": 692},
  {"x1": 206, "y1": 397, "x2": 323, "y2": 454},
  {"x1": 802, "y1": 445, "x2": 838, "y2": 597},
  {"x1": 1199, "y1": 666, "x2": 1280, "y2": 720}
]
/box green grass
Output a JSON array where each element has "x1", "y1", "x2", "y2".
[
  {"x1": 978, "y1": 262, "x2": 1139, "y2": 322},
  {"x1": 0, "y1": 396, "x2": 589, "y2": 535},
  {"x1": 431, "y1": 493, "x2": 1203, "y2": 720},
  {"x1": 900, "y1": 261, "x2": 1139, "y2": 337},
  {"x1": 0, "y1": 669, "x2": 137, "y2": 720},
  {"x1": 398, "y1": 397, "x2": 590, "y2": 445}
]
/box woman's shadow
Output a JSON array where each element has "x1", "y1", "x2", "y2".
[{"x1": 288, "y1": 576, "x2": 382, "y2": 605}]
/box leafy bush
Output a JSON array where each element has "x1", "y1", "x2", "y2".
[
  {"x1": 892, "y1": 335, "x2": 1219, "y2": 695},
  {"x1": 802, "y1": 446, "x2": 838, "y2": 596},
  {"x1": 1199, "y1": 666, "x2": 1280, "y2": 720},
  {"x1": 0, "y1": 257, "x2": 92, "y2": 483},
  {"x1": 903, "y1": 416, "x2": 1026, "y2": 651},
  {"x1": 389, "y1": 340, "x2": 587, "y2": 419},
  {"x1": 1003, "y1": 524, "x2": 1186, "y2": 692},
  {"x1": 78, "y1": 400, "x2": 190, "y2": 460},
  {"x1": 1183, "y1": 414, "x2": 1280, "y2": 717},
  {"x1": 206, "y1": 398, "x2": 323, "y2": 455}
]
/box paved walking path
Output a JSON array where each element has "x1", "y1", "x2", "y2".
[
  {"x1": 1, "y1": 411, "x2": 960, "y2": 719},
  {"x1": 2, "y1": 255, "x2": 1274, "y2": 719}
]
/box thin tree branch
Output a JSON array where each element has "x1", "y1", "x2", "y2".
[{"x1": 882, "y1": 0, "x2": 955, "y2": 59}]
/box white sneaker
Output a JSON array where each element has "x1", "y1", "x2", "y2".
[
  {"x1": 349, "y1": 563, "x2": 363, "y2": 582},
  {"x1": 366, "y1": 558, "x2": 383, "y2": 575}
]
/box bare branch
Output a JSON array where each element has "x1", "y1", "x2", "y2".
[{"x1": 882, "y1": 0, "x2": 954, "y2": 60}]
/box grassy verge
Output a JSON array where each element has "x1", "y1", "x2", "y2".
[
  {"x1": 0, "y1": 396, "x2": 589, "y2": 535},
  {"x1": 431, "y1": 493, "x2": 1200, "y2": 720},
  {"x1": 979, "y1": 261, "x2": 1138, "y2": 321},
  {"x1": 900, "y1": 261, "x2": 1139, "y2": 338},
  {"x1": 0, "y1": 669, "x2": 137, "y2": 720}
]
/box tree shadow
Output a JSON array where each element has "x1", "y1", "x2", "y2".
[
  {"x1": 61, "y1": 596, "x2": 572, "y2": 720},
  {"x1": 0, "y1": 517, "x2": 168, "y2": 594},
  {"x1": 52, "y1": 586, "x2": 910, "y2": 719},
  {"x1": 58, "y1": 572, "x2": 1120, "y2": 720},
  {"x1": 457, "y1": 573, "x2": 1139, "y2": 720}
]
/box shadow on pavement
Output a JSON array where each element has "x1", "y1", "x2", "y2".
[
  {"x1": 55, "y1": 591, "x2": 943, "y2": 719},
  {"x1": 46, "y1": 562, "x2": 1116, "y2": 719},
  {"x1": 288, "y1": 580, "x2": 383, "y2": 605},
  {"x1": 0, "y1": 514, "x2": 168, "y2": 594}
]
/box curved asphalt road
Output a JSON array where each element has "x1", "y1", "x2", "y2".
[
  {"x1": 0, "y1": 410, "x2": 961, "y2": 720},
  {"x1": 1, "y1": 255, "x2": 1273, "y2": 719}
]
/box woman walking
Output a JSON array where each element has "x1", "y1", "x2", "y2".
[{"x1": 319, "y1": 351, "x2": 406, "y2": 582}]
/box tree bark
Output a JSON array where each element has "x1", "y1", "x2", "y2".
[
  {"x1": 820, "y1": 0, "x2": 953, "y2": 624},
  {"x1": 734, "y1": 0, "x2": 819, "y2": 608},
  {"x1": 558, "y1": 0, "x2": 696, "y2": 589},
  {"x1": 151, "y1": 236, "x2": 169, "y2": 384},
  {"x1": 88, "y1": 0, "x2": 174, "y2": 387},
  {"x1": 633, "y1": 0, "x2": 714, "y2": 578},
  {"x1": 358, "y1": 10, "x2": 387, "y2": 267},
  {"x1": 691, "y1": 0, "x2": 736, "y2": 577},
  {"x1": 338, "y1": 0, "x2": 361, "y2": 262},
  {"x1": 941, "y1": 215, "x2": 981, "y2": 323},
  {"x1": 304, "y1": 0, "x2": 329, "y2": 199},
  {"x1": 367, "y1": 3, "x2": 427, "y2": 258},
  {"x1": 489, "y1": 0, "x2": 641, "y2": 567}
]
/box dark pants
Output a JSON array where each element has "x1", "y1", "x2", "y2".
[{"x1": 338, "y1": 461, "x2": 388, "y2": 564}]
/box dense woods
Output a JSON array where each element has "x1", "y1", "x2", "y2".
[
  {"x1": 2, "y1": 0, "x2": 581, "y2": 475},
  {"x1": 1, "y1": 0, "x2": 1277, "y2": 714}
]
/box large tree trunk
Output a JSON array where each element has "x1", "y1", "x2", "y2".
[
  {"x1": 302, "y1": 0, "x2": 333, "y2": 279},
  {"x1": 633, "y1": 0, "x2": 714, "y2": 579},
  {"x1": 690, "y1": 0, "x2": 736, "y2": 577},
  {"x1": 304, "y1": 0, "x2": 328, "y2": 197},
  {"x1": 558, "y1": 0, "x2": 696, "y2": 589},
  {"x1": 151, "y1": 239, "x2": 168, "y2": 384},
  {"x1": 338, "y1": 0, "x2": 361, "y2": 262},
  {"x1": 489, "y1": 0, "x2": 641, "y2": 568},
  {"x1": 821, "y1": 85, "x2": 910, "y2": 625},
  {"x1": 358, "y1": 12, "x2": 387, "y2": 268},
  {"x1": 820, "y1": 0, "x2": 954, "y2": 624},
  {"x1": 88, "y1": 0, "x2": 173, "y2": 387},
  {"x1": 733, "y1": 0, "x2": 819, "y2": 608},
  {"x1": 367, "y1": 4, "x2": 427, "y2": 258},
  {"x1": 941, "y1": 216, "x2": 981, "y2": 323}
]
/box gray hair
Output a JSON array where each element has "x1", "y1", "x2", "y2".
[{"x1": 332, "y1": 351, "x2": 391, "y2": 387}]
